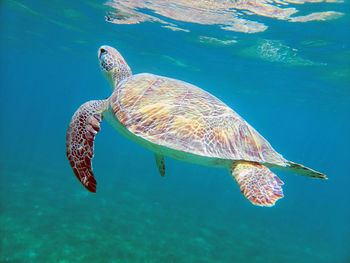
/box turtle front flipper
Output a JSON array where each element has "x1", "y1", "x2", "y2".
[
  {"x1": 66, "y1": 100, "x2": 108, "y2": 192},
  {"x1": 154, "y1": 153, "x2": 165, "y2": 177},
  {"x1": 231, "y1": 162, "x2": 284, "y2": 207}
]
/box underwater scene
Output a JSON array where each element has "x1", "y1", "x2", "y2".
[{"x1": 1, "y1": 0, "x2": 350, "y2": 262}]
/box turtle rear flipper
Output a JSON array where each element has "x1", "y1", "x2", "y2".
[
  {"x1": 277, "y1": 161, "x2": 327, "y2": 179},
  {"x1": 66, "y1": 100, "x2": 107, "y2": 192},
  {"x1": 231, "y1": 162, "x2": 284, "y2": 207}
]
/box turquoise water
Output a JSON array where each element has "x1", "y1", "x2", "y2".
[{"x1": 1, "y1": 0, "x2": 350, "y2": 262}]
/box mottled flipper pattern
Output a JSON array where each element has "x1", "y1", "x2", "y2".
[
  {"x1": 66, "y1": 100, "x2": 107, "y2": 192},
  {"x1": 231, "y1": 162, "x2": 284, "y2": 207},
  {"x1": 154, "y1": 153, "x2": 165, "y2": 177}
]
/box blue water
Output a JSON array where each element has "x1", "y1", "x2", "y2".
[{"x1": 1, "y1": 0, "x2": 349, "y2": 262}]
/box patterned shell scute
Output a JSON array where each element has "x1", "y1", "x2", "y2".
[{"x1": 110, "y1": 73, "x2": 286, "y2": 165}]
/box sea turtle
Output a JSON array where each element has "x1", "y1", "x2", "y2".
[{"x1": 66, "y1": 45, "x2": 326, "y2": 207}]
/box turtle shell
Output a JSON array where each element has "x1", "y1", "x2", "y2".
[{"x1": 110, "y1": 73, "x2": 286, "y2": 165}]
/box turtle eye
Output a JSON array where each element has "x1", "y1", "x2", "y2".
[{"x1": 99, "y1": 48, "x2": 108, "y2": 57}]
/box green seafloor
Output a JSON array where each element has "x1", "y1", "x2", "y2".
[{"x1": 0, "y1": 0, "x2": 350, "y2": 262}]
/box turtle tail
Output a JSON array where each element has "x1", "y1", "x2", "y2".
[{"x1": 277, "y1": 161, "x2": 327, "y2": 179}]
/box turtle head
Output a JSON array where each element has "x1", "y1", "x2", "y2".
[{"x1": 98, "y1": 45, "x2": 132, "y2": 90}]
